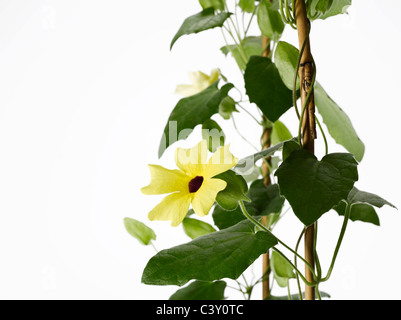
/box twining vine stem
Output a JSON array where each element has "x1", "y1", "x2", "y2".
[
  {"x1": 239, "y1": 199, "x2": 353, "y2": 300},
  {"x1": 238, "y1": 201, "x2": 317, "y2": 285}
]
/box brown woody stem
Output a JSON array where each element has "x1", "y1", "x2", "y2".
[
  {"x1": 294, "y1": 0, "x2": 317, "y2": 301},
  {"x1": 261, "y1": 34, "x2": 272, "y2": 300}
]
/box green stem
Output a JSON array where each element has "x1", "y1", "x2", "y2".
[
  {"x1": 221, "y1": 28, "x2": 247, "y2": 72},
  {"x1": 280, "y1": 0, "x2": 297, "y2": 29},
  {"x1": 236, "y1": 103, "x2": 263, "y2": 125},
  {"x1": 292, "y1": 0, "x2": 296, "y2": 20},
  {"x1": 297, "y1": 58, "x2": 316, "y2": 146},
  {"x1": 234, "y1": 280, "x2": 248, "y2": 299},
  {"x1": 150, "y1": 241, "x2": 158, "y2": 253},
  {"x1": 294, "y1": 227, "x2": 305, "y2": 300},
  {"x1": 314, "y1": 222, "x2": 322, "y2": 281},
  {"x1": 293, "y1": 28, "x2": 310, "y2": 119},
  {"x1": 238, "y1": 201, "x2": 317, "y2": 283},
  {"x1": 287, "y1": 282, "x2": 292, "y2": 300},
  {"x1": 273, "y1": 247, "x2": 317, "y2": 287},
  {"x1": 244, "y1": 7, "x2": 257, "y2": 37},
  {"x1": 232, "y1": 115, "x2": 259, "y2": 151},
  {"x1": 285, "y1": 0, "x2": 296, "y2": 28},
  {"x1": 321, "y1": 202, "x2": 352, "y2": 282},
  {"x1": 227, "y1": 14, "x2": 249, "y2": 63},
  {"x1": 315, "y1": 284, "x2": 322, "y2": 300},
  {"x1": 222, "y1": 22, "x2": 248, "y2": 71},
  {"x1": 315, "y1": 116, "x2": 329, "y2": 155}
]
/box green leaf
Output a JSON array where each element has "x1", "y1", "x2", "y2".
[
  {"x1": 271, "y1": 120, "x2": 293, "y2": 146},
  {"x1": 346, "y1": 187, "x2": 396, "y2": 209},
  {"x1": 212, "y1": 204, "x2": 252, "y2": 230},
  {"x1": 247, "y1": 180, "x2": 285, "y2": 217},
  {"x1": 234, "y1": 137, "x2": 298, "y2": 175},
  {"x1": 169, "y1": 280, "x2": 227, "y2": 300},
  {"x1": 141, "y1": 220, "x2": 278, "y2": 286},
  {"x1": 218, "y1": 96, "x2": 237, "y2": 119},
  {"x1": 239, "y1": 0, "x2": 256, "y2": 13},
  {"x1": 182, "y1": 217, "x2": 217, "y2": 239},
  {"x1": 214, "y1": 170, "x2": 250, "y2": 210},
  {"x1": 244, "y1": 56, "x2": 293, "y2": 122},
  {"x1": 199, "y1": 0, "x2": 225, "y2": 11},
  {"x1": 243, "y1": 165, "x2": 262, "y2": 183},
  {"x1": 270, "y1": 0, "x2": 281, "y2": 11},
  {"x1": 158, "y1": 82, "x2": 233, "y2": 158},
  {"x1": 275, "y1": 149, "x2": 358, "y2": 226},
  {"x1": 171, "y1": 8, "x2": 231, "y2": 49},
  {"x1": 257, "y1": 0, "x2": 285, "y2": 41},
  {"x1": 315, "y1": 0, "x2": 333, "y2": 14},
  {"x1": 306, "y1": 0, "x2": 334, "y2": 19},
  {"x1": 124, "y1": 218, "x2": 156, "y2": 246},
  {"x1": 202, "y1": 119, "x2": 225, "y2": 152},
  {"x1": 221, "y1": 36, "x2": 263, "y2": 71},
  {"x1": 282, "y1": 139, "x2": 301, "y2": 161},
  {"x1": 334, "y1": 201, "x2": 380, "y2": 226},
  {"x1": 271, "y1": 251, "x2": 295, "y2": 288},
  {"x1": 314, "y1": 82, "x2": 365, "y2": 162},
  {"x1": 319, "y1": 0, "x2": 351, "y2": 20},
  {"x1": 274, "y1": 41, "x2": 300, "y2": 90},
  {"x1": 212, "y1": 181, "x2": 284, "y2": 230},
  {"x1": 334, "y1": 187, "x2": 396, "y2": 226}
]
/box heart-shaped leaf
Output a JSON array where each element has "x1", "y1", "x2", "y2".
[{"x1": 275, "y1": 149, "x2": 358, "y2": 226}]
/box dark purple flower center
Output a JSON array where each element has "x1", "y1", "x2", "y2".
[{"x1": 188, "y1": 176, "x2": 204, "y2": 193}]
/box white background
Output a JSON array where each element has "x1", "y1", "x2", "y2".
[{"x1": 0, "y1": 0, "x2": 400, "y2": 300}]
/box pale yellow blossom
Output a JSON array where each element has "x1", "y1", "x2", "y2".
[
  {"x1": 175, "y1": 69, "x2": 220, "y2": 97},
  {"x1": 141, "y1": 140, "x2": 238, "y2": 226}
]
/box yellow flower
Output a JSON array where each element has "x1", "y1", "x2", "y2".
[
  {"x1": 175, "y1": 69, "x2": 220, "y2": 97},
  {"x1": 141, "y1": 140, "x2": 238, "y2": 226}
]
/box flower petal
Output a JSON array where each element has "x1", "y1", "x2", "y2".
[
  {"x1": 203, "y1": 144, "x2": 238, "y2": 178},
  {"x1": 148, "y1": 192, "x2": 192, "y2": 227},
  {"x1": 141, "y1": 165, "x2": 190, "y2": 195},
  {"x1": 175, "y1": 84, "x2": 200, "y2": 97},
  {"x1": 191, "y1": 178, "x2": 227, "y2": 217},
  {"x1": 175, "y1": 140, "x2": 209, "y2": 177},
  {"x1": 208, "y1": 68, "x2": 220, "y2": 84},
  {"x1": 189, "y1": 70, "x2": 209, "y2": 85}
]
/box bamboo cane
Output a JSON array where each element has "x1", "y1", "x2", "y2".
[
  {"x1": 261, "y1": 35, "x2": 272, "y2": 300},
  {"x1": 294, "y1": 0, "x2": 317, "y2": 301}
]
